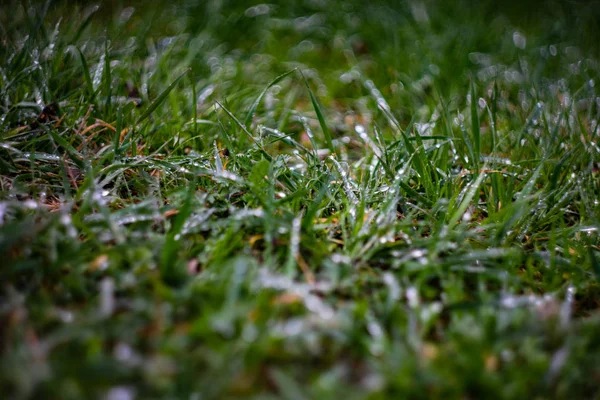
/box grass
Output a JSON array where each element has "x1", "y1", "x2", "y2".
[{"x1": 1, "y1": 0, "x2": 600, "y2": 398}]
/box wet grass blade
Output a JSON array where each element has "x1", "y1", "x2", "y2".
[
  {"x1": 302, "y1": 176, "x2": 330, "y2": 230},
  {"x1": 48, "y1": 130, "x2": 85, "y2": 170},
  {"x1": 77, "y1": 48, "x2": 96, "y2": 104},
  {"x1": 104, "y1": 42, "x2": 112, "y2": 115},
  {"x1": 216, "y1": 101, "x2": 275, "y2": 163},
  {"x1": 491, "y1": 80, "x2": 498, "y2": 151},
  {"x1": 190, "y1": 75, "x2": 199, "y2": 149},
  {"x1": 470, "y1": 81, "x2": 481, "y2": 170},
  {"x1": 448, "y1": 170, "x2": 486, "y2": 227},
  {"x1": 589, "y1": 247, "x2": 600, "y2": 282},
  {"x1": 160, "y1": 181, "x2": 196, "y2": 285},
  {"x1": 300, "y1": 71, "x2": 335, "y2": 155},
  {"x1": 244, "y1": 68, "x2": 296, "y2": 128},
  {"x1": 399, "y1": 116, "x2": 434, "y2": 196},
  {"x1": 136, "y1": 68, "x2": 191, "y2": 125},
  {"x1": 72, "y1": 5, "x2": 99, "y2": 43},
  {"x1": 114, "y1": 106, "x2": 123, "y2": 159}
]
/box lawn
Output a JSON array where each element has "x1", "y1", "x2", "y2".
[{"x1": 1, "y1": 0, "x2": 600, "y2": 398}]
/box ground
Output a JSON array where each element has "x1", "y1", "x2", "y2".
[{"x1": 1, "y1": 0, "x2": 600, "y2": 398}]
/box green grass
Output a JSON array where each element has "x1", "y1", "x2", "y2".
[{"x1": 1, "y1": 0, "x2": 600, "y2": 398}]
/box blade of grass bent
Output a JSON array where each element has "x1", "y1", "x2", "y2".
[
  {"x1": 244, "y1": 69, "x2": 296, "y2": 128},
  {"x1": 72, "y1": 5, "x2": 99, "y2": 42},
  {"x1": 136, "y1": 68, "x2": 191, "y2": 125}
]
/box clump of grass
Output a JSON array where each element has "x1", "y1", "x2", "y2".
[{"x1": 1, "y1": 0, "x2": 599, "y2": 398}]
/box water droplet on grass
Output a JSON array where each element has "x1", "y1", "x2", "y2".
[
  {"x1": 245, "y1": 4, "x2": 271, "y2": 17},
  {"x1": 23, "y1": 199, "x2": 38, "y2": 209},
  {"x1": 104, "y1": 386, "x2": 135, "y2": 400},
  {"x1": 57, "y1": 309, "x2": 74, "y2": 323},
  {"x1": 100, "y1": 278, "x2": 115, "y2": 317},
  {"x1": 383, "y1": 272, "x2": 401, "y2": 302},
  {"x1": 513, "y1": 31, "x2": 526, "y2": 49},
  {"x1": 406, "y1": 287, "x2": 420, "y2": 308},
  {"x1": 93, "y1": 53, "x2": 105, "y2": 91},
  {"x1": 119, "y1": 7, "x2": 135, "y2": 25}
]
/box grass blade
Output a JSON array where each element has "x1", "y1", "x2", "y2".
[
  {"x1": 470, "y1": 81, "x2": 481, "y2": 170},
  {"x1": 589, "y1": 247, "x2": 600, "y2": 282},
  {"x1": 48, "y1": 130, "x2": 85, "y2": 170},
  {"x1": 491, "y1": 80, "x2": 498, "y2": 151},
  {"x1": 300, "y1": 71, "x2": 335, "y2": 155},
  {"x1": 104, "y1": 42, "x2": 112, "y2": 114},
  {"x1": 77, "y1": 48, "x2": 96, "y2": 104},
  {"x1": 72, "y1": 5, "x2": 99, "y2": 43},
  {"x1": 216, "y1": 100, "x2": 274, "y2": 162},
  {"x1": 160, "y1": 181, "x2": 196, "y2": 285},
  {"x1": 244, "y1": 69, "x2": 296, "y2": 128},
  {"x1": 136, "y1": 68, "x2": 191, "y2": 125},
  {"x1": 448, "y1": 170, "x2": 486, "y2": 227}
]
